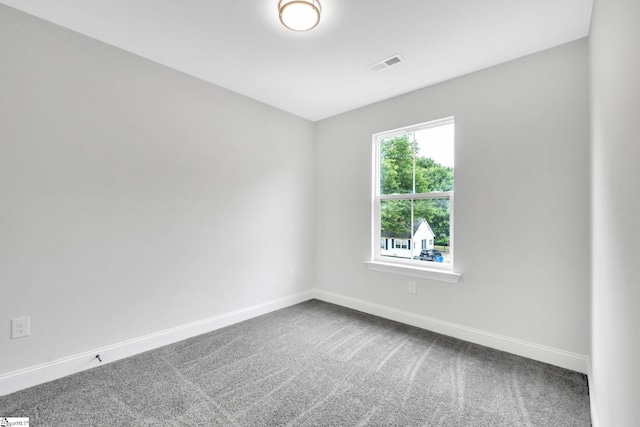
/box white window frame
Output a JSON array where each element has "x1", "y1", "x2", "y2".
[{"x1": 366, "y1": 117, "x2": 461, "y2": 283}]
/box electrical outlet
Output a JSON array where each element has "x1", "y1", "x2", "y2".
[
  {"x1": 408, "y1": 281, "x2": 417, "y2": 294},
  {"x1": 12, "y1": 317, "x2": 30, "y2": 339}
]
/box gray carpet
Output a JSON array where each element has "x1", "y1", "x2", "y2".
[{"x1": 1, "y1": 300, "x2": 591, "y2": 426}]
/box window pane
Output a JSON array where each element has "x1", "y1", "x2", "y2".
[
  {"x1": 415, "y1": 123, "x2": 454, "y2": 193},
  {"x1": 414, "y1": 198, "x2": 451, "y2": 264},
  {"x1": 380, "y1": 199, "x2": 414, "y2": 259},
  {"x1": 379, "y1": 134, "x2": 416, "y2": 195},
  {"x1": 379, "y1": 123, "x2": 454, "y2": 196}
]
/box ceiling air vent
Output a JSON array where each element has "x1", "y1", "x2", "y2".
[{"x1": 370, "y1": 54, "x2": 405, "y2": 72}]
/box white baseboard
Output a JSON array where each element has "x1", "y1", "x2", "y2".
[
  {"x1": 313, "y1": 289, "x2": 589, "y2": 374},
  {"x1": 2, "y1": 289, "x2": 590, "y2": 397},
  {"x1": 0, "y1": 290, "x2": 314, "y2": 396},
  {"x1": 586, "y1": 357, "x2": 600, "y2": 427}
]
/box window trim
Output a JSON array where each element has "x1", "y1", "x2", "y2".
[
  {"x1": 365, "y1": 260, "x2": 461, "y2": 283},
  {"x1": 369, "y1": 117, "x2": 460, "y2": 283}
]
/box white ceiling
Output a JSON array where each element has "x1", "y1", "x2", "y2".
[{"x1": 1, "y1": 0, "x2": 593, "y2": 121}]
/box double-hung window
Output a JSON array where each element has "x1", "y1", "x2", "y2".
[{"x1": 370, "y1": 117, "x2": 458, "y2": 281}]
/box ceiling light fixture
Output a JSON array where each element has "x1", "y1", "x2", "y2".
[{"x1": 278, "y1": 0, "x2": 321, "y2": 32}]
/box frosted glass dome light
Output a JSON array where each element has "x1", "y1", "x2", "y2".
[{"x1": 278, "y1": 0, "x2": 321, "y2": 32}]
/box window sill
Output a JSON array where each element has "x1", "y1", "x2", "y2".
[{"x1": 365, "y1": 261, "x2": 461, "y2": 283}]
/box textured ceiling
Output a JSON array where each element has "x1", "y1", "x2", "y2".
[{"x1": 0, "y1": 0, "x2": 593, "y2": 121}]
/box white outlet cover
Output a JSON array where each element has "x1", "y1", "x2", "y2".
[
  {"x1": 408, "y1": 281, "x2": 417, "y2": 294},
  {"x1": 12, "y1": 317, "x2": 30, "y2": 339}
]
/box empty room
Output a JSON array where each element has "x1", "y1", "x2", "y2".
[{"x1": 1, "y1": 0, "x2": 638, "y2": 426}]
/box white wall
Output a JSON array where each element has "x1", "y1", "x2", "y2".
[
  {"x1": 0, "y1": 5, "x2": 315, "y2": 376},
  {"x1": 590, "y1": 0, "x2": 640, "y2": 425},
  {"x1": 315, "y1": 39, "x2": 590, "y2": 365}
]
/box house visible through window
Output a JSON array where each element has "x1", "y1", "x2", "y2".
[{"x1": 372, "y1": 117, "x2": 454, "y2": 268}]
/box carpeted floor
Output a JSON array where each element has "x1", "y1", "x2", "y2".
[{"x1": 0, "y1": 300, "x2": 591, "y2": 426}]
